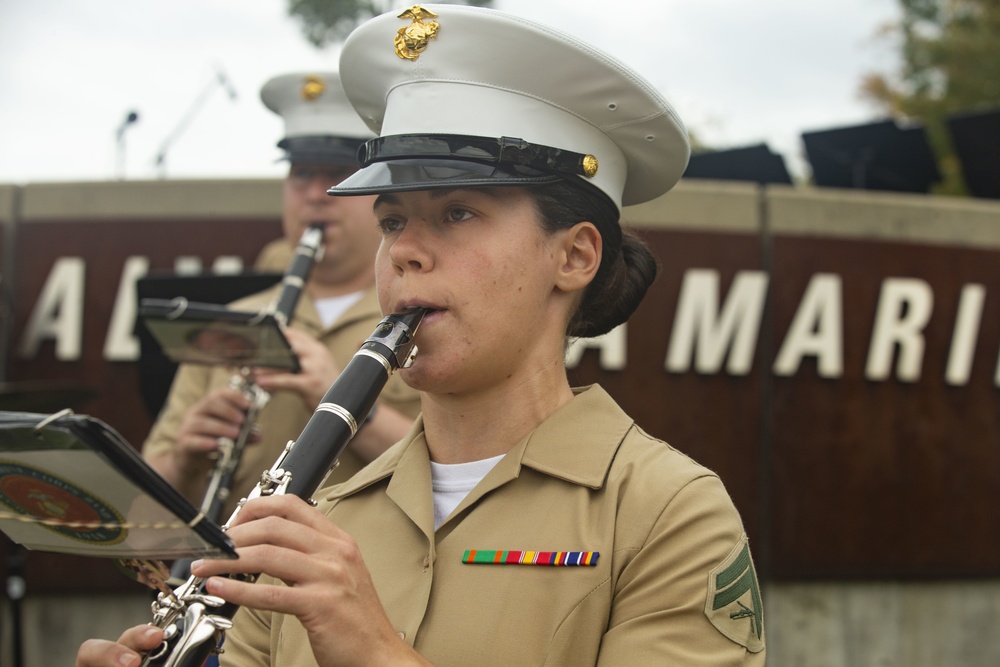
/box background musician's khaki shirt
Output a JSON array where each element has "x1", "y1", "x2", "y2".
[
  {"x1": 142, "y1": 285, "x2": 422, "y2": 517},
  {"x1": 222, "y1": 385, "x2": 765, "y2": 665}
]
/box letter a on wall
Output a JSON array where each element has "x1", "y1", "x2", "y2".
[{"x1": 18, "y1": 257, "x2": 86, "y2": 361}]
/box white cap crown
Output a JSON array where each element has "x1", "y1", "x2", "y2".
[
  {"x1": 333, "y1": 4, "x2": 690, "y2": 209},
  {"x1": 260, "y1": 71, "x2": 374, "y2": 163}
]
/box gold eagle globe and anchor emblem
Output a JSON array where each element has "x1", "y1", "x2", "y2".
[
  {"x1": 394, "y1": 5, "x2": 440, "y2": 61},
  {"x1": 301, "y1": 74, "x2": 326, "y2": 101}
]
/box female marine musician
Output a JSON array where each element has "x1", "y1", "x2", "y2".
[{"x1": 78, "y1": 5, "x2": 764, "y2": 666}]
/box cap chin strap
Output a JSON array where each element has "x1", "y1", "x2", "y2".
[{"x1": 358, "y1": 134, "x2": 599, "y2": 180}]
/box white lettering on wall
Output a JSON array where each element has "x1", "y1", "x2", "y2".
[
  {"x1": 212, "y1": 256, "x2": 244, "y2": 274},
  {"x1": 18, "y1": 255, "x2": 252, "y2": 364},
  {"x1": 665, "y1": 269, "x2": 769, "y2": 375},
  {"x1": 566, "y1": 324, "x2": 627, "y2": 371},
  {"x1": 18, "y1": 257, "x2": 85, "y2": 361},
  {"x1": 174, "y1": 256, "x2": 203, "y2": 274},
  {"x1": 103, "y1": 256, "x2": 150, "y2": 361},
  {"x1": 174, "y1": 256, "x2": 244, "y2": 275},
  {"x1": 773, "y1": 274, "x2": 843, "y2": 378},
  {"x1": 946, "y1": 283, "x2": 986, "y2": 386},
  {"x1": 865, "y1": 278, "x2": 934, "y2": 382},
  {"x1": 17, "y1": 255, "x2": 997, "y2": 389}
]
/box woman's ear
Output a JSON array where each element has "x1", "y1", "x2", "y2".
[{"x1": 555, "y1": 221, "x2": 602, "y2": 292}]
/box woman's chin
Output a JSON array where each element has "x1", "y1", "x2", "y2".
[{"x1": 398, "y1": 359, "x2": 460, "y2": 395}]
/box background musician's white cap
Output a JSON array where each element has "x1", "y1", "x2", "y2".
[
  {"x1": 260, "y1": 71, "x2": 375, "y2": 165},
  {"x1": 328, "y1": 4, "x2": 690, "y2": 211}
]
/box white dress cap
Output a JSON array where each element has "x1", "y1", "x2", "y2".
[
  {"x1": 260, "y1": 71, "x2": 375, "y2": 164},
  {"x1": 331, "y1": 4, "x2": 690, "y2": 210}
]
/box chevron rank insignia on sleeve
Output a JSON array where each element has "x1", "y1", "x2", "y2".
[{"x1": 704, "y1": 535, "x2": 765, "y2": 653}]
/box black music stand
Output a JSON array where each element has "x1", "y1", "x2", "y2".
[
  {"x1": 0, "y1": 385, "x2": 98, "y2": 667},
  {"x1": 802, "y1": 119, "x2": 941, "y2": 193},
  {"x1": 683, "y1": 143, "x2": 793, "y2": 184},
  {"x1": 139, "y1": 299, "x2": 299, "y2": 369},
  {"x1": 0, "y1": 410, "x2": 236, "y2": 560},
  {"x1": 135, "y1": 272, "x2": 281, "y2": 419},
  {"x1": 946, "y1": 107, "x2": 1000, "y2": 199}
]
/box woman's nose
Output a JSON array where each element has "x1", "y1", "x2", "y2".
[{"x1": 387, "y1": 222, "x2": 432, "y2": 273}]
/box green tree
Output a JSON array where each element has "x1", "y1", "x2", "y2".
[
  {"x1": 288, "y1": 0, "x2": 493, "y2": 48},
  {"x1": 860, "y1": 0, "x2": 1000, "y2": 194}
]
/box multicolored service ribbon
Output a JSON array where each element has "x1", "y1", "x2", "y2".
[{"x1": 462, "y1": 549, "x2": 599, "y2": 566}]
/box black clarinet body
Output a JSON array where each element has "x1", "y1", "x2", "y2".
[
  {"x1": 272, "y1": 223, "x2": 324, "y2": 327},
  {"x1": 142, "y1": 308, "x2": 426, "y2": 667}
]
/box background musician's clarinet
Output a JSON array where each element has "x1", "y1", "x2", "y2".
[
  {"x1": 198, "y1": 221, "x2": 324, "y2": 520},
  {"x1": 140, "y1": 308, "x2": 426, "y2": 667},
  {"x1": 168, "y1": 222, "x2": 324, "y2": 584}
]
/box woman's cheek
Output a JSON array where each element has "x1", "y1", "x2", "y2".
[{"x1": 374, "y1": 261, "x2": 395, "y2": 309}]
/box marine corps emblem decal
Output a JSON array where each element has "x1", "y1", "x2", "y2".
[
  {"x1": 705, "y1": 535, "x2": 765, "y2": 652},
  {"x1": 0, "y1": 460, "x2": 126, "y2": 545},
  {"x1": 394, "y1": 5, "x2": 440, "y2": 61}
]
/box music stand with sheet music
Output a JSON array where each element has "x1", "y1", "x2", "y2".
[
  {"x1": 135, "y1": 272, "x2": 283, "y2": 418},
  {"x1": 0, "y1": 410, "x2": 236, "y2": 561},
  {"x1": 139, "y1": 297, "x2": 299, "y2": 373}
]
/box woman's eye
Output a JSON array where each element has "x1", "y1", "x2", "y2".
[
  {"x1": 446, "y1": 207, "x2": 474, "y2": 222},
  {"x1": 378, "y1": 217, "x2": 405, "y2": 234}
]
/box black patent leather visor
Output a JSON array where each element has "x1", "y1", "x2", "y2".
[
  {"x1": 327, "y1": 134, "x2": 595, "y2": 195},
  {"x1": 278, "y1": 136, "x2": 366, "y2": 166}
]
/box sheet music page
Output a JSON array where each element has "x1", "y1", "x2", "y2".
[{"x1": 0, "y1": 417, "x2": 235, "y2": 559}]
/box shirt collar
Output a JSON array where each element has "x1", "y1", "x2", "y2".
[
  {"x1": 515, "y1": 384, "x2": 632, "y2": 488},
  {"x1": 323, "y1": 385, "x2": 632, "y2": 503}
]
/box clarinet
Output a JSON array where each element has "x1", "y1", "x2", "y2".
[
  {"x1": 199, "y1": 222, "x2": 325, "y2": 522},
  {"x1": 141, "y1": 308, "x2": 426, "y2": 667},
  {"x1": 167, "y1": 223, "x2": 325, "y2": 584}
]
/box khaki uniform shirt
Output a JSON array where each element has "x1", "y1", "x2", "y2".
[
  {"x1": 222, "y1": 385, "x2": 765, "y2": 665},
  {"x1": 142, "y1": 285, "x2": 422, "y2": 517}
]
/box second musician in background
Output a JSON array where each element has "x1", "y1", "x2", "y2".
[{"x1": 142, "y1": 70, "x2": 421, "y2": 516}]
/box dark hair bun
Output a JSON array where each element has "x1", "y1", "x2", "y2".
[{"x1": 570, "y1": 230, "x2": 659, "y2": 338}]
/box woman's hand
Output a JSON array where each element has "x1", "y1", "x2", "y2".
[
  {"x1": 190, "y1": 495, "x2": 428, "y2": 666},
  {"x1": 75, "y1": 625, "x2": 164, "y2": 667}
]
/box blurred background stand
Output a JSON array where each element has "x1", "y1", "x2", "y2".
[
  {"x1": 683, "y1": 143, "x2": 794, "y2": 185},
  {"x1": 946, "y1": 106, "x2": 1000, "y2": 200},
  {"x1": 802, "y1": 119, "x2": 941, "y2": 193}
]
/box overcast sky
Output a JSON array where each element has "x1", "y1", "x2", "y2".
[{"x1": 0, "y1": 0, "x2": 901, "y2": 185}]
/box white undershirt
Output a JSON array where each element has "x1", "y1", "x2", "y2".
[
  {"x1": 430, "y1": 454, "x2": 505, "y2": 530},
  {"x1": 312, "y1": 291, "x2": 364, "y2": 328}
]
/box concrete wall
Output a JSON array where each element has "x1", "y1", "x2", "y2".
[
  {"x1": 7, "y1": 582, "x2": 1000, "y2": 667},
  {"x1": 17, "y1": 178, "x2": 283, "y2": 220}
]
